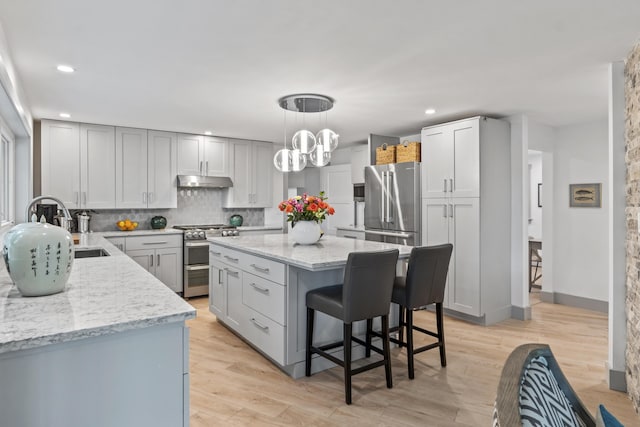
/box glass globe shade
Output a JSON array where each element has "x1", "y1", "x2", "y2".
[
  {"x1": 291, "y1": 130, "x2": 317, "y2": 155},
  {"x1": 316, "y1": 128, "x2": 339, "y2": 152},
  {"x1": 273, "y1": 148, "x2": 293, "y2": 172},
  {"x1": 309, "y1": 145, "x2": 331, "y2": 167},
  {"x1": 291, "y1": 149, "x2": 307, "y2": 172}
]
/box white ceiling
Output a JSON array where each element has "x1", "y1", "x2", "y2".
[{"x1": 0, "y1": 0, "x2": 639, "y2": 145}]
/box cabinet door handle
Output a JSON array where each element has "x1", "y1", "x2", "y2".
[
  {"x1": 150, "y1": 254, "x2": 154, "y2": 267},
  {"x1": 205, "y1": 160, "x2": 209, "y2": 176},
  {"x1": 143, "y1": 192, "x2": 147, "y2": 204},
  {"x1": 344, "y1": 235, "x2": 357, "y2": 239},
  {"x1": 218, "y1": 269, "x2": 222, "y2": 284},
  {"x1": 449, "y1": 178, "x2": 453, "y2": 193},
  {"x1": 224, "y1": 255, "x2": 239, "y2": 262},
  {"x1": 157, "y1": 254, "x2": 160, "y2": 266},
  {"x1": 82, "y1": 192, "x2": 87, "y2": 206},
  {"x1": 250, "y1": 263, "x2": 269, "y2": 273},
  {"x1": 443, "y1": 179, "x2": 447, "y2": 192},
  {"x1": 443, "y1": 205, "x2": 447, "y2": 218},
  {"x1": 143, "y1": 241, "x2": 168, "y2": 245},
  {"x1": 148, "y1": 192, "x2": 154, "y2": 204},
  {"x1": 223, "y1": 267, "x2": 239, "y2": 277},
  {"x1": 448, "y1": 204, "x2": 453, "y2": 218},
  {"x1": 74, "y1": 191, "x2": 79, "y2": 205},
  {"x1": 199, "y1": 161, "x2": 203, "y2": 175},
  {"x1": 250, "y1": 282, "x2": 270, "y2": 294},
  {"x1": 250, "y1": 318, "x2": 269, "y2": 331},
  {"x1": 209, "y1": 251, "x2": 221, "y2": 256}
]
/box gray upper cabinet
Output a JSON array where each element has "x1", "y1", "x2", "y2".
[
  {"x1": 41, "y1": 120, "x2": 116, "y2": 209},
  {"x1": 115, "y1": 128, "x2": 177, "y2": 209},
  {"x1": 176, "y1": 134, "x2": 228, "y2": 177},
  {"x1": 224, "y1": 140, "x2": 272, "y2": 208}
]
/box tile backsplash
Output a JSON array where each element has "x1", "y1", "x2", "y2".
[{"x1": 86, "y1": 188, "x2": 264, "y2": 231}]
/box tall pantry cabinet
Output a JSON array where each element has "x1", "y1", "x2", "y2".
[{"x1": 421, "y1": 117, "x2": 511, "y2": 325}]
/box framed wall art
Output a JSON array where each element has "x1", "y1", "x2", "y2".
[{"x1": 569, "y1": 183, "x2": 601, "y2": 208}]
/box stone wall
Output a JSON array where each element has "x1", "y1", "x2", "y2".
[{"x1": 625, "y1": 41, "x2": 640, "y2": 412}]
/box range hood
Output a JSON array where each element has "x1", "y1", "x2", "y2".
[{"x1": 177, "y1": 175, "x2": 233, "y2": 188}]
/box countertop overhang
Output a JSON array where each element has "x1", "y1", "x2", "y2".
[
  {"x1": 0, "y1": 232, "x2": 195, "y2": 355},
  {"x1": 208, "y1": 234, "x2": 412, "y2": 271}
]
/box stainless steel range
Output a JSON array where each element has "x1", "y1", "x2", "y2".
[{"x1": 173, "y1": 224, "x2": 239, "y2": 298}]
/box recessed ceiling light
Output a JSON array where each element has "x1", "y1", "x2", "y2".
[
  {"x1": 56, "y1": 65, "x2": 75, "y2": 73},
  {"x1": 425, "y1": 108, "x2": 436, "y2": 115},
  {"x1": 204, "y1": 131, "x2": 212, "y2": 136},
  {"x1": 59, "y1": 113, "x2": 71, "y2": 118}
]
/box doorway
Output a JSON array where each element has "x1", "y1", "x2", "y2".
[{"x1": 527, "y1": 150, "x2": 543, "y2": 306}]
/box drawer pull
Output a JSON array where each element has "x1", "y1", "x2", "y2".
[
  {"x1": 209, "y1": 251, "x2": 222, "y2": 256},
  {"x1": 343, "y1": 235, "x2": 357, "y2": 239},
  {"x1": 250, "y1": 318, "x2": 269, "y2": 331},
  {"x1": 250, "y1": 263, "x2": 270, "y2": 273},
  {"x1": 143, "y1": 241, "x2": 168, "y2": 245},
  {"x1": 250, "y1": 282, "x2": 270, "y2": 294},
  {"x1": 224, "y1": 255, "x2": 239, "y2": 262},
  {"x1": 223, "y1": 267, "x2": 239, "y2": 277}
]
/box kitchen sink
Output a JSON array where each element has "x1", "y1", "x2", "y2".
[{"x1": 74, "y1": 248, "x2": 110, "y2": 259}]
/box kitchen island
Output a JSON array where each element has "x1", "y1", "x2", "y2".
[
  {"x1": 208, "y1": 234, "x2": 412, "y2": 378},
  {"x1": 0, "y1": 233, "x2": 195, "y2": 427}
]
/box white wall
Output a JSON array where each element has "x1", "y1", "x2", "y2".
[
  {"x1": 553, "y1": 120, "x2": 609, "y2": 302},
  {"x1": 528, "y1": 151, "x2": 542, "y2": 239}
]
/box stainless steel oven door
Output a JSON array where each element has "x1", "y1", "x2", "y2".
[
  {"x1": 184, "y1": 241, "x2": 209, "y2": 265},
  {"x1": 184, "y1": 265, "x2": 209, "y2": 298}
]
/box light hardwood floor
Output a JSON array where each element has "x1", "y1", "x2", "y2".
[{"x1": 187, "y1": 296, "x2": 639, "y2": 426}]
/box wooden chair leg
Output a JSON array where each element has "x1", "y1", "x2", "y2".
[
  {"x1": 305, "y1": 307, "x2": 314, "y2": 377},
  {"x1": 381, "y1": 315, "x2": 393, "y2": 389},
  {"x1": 436, "y1": 303, "x2": 446, "y2": 367},
  {"x1": 406, "y1": 309, "x2": 415, "y2": 379},
  {"x1": 398, "y1": 305, "x2": 405, "y2": 346},
  {"x1": 344, "y1": 323, "x2": 353, "y2": 405},
  {"x1": 365, "y1": 318, "x2": 373, "y2": 358}
]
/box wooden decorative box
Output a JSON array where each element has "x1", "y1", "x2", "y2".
[
  {"x1": 396, "y1": 141, "x2": 421, "y2": 163},
  {"x1": 375, "y1": 144, "x2": 396, "y2": 165}
]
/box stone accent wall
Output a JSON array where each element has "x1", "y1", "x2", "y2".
[{"x1": 626, "y1": 41, "x2": 640, "y2": 412}]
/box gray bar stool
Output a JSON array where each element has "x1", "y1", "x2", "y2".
[
  {"x1": 368, "y1": 244, "x2": 452, "y2": 379},
  {"x1": 305, "y1": 249, "x2": 399, "y2": 405}
]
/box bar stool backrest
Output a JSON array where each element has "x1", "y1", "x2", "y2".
[
  {"x1": 404, "y1": 244, "x2": 453, "y2": 309},
  {"x1": 342, "y1": 249, "x2": 399, "y2": 323}
]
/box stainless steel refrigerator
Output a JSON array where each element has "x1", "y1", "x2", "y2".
[{"x1": 364, "y1": 162, "x2": 420, "y2": 246}]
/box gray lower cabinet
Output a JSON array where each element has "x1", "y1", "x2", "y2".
[
  {"x1": 106, "y1": 234, "x2": 183, "y2": 293},
  {"x1": 209, "y1": 245, "x2": 286, "y2": 365}
]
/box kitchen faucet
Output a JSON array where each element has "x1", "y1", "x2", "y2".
[{"x1": 25, "y1": 195, "x2": 72, "y2": 225}]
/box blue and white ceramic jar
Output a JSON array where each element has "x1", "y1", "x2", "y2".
[{"x1": 2, "y1": 222, "x2": 74, "y2": 296}]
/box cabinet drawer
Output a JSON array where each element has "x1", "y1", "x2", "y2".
[
  {"x1": 241, "y1": 253, "x2": 285, "y2": 284},
  {"x1": 242, "y1": 273, "x2": 285, "y2": 325},
  {"x1": 126, "y1": 234, "x2": 182, "y2": 250},
  {"x1": 243, "y1": 307, "x2": 286, "y2": 365}
]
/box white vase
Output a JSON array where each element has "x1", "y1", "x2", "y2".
[
  {"x1": 290, "y1": 220, "x2": 322, "y2": 245},
  {"x1": 2, "y1": 222, "x2": 74, "y2": 296}
]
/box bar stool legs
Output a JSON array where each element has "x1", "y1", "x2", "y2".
[{"x1": 306, "y1": 309, "x2": 393, "y2": 405}]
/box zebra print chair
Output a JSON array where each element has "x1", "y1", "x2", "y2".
[{"x1": 494, "y1": 343, "x2": 595, "y2": 427}]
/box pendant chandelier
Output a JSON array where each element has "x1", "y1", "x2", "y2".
[{"x1": 273, "y1": 93, "x2": 338, "y2": 172}]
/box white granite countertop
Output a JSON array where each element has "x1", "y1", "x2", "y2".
[
  {"x1": 0, "y1": 233, "x2": 195, "y2": 355},
  {"x1": 208, "y1": 234, "x2": 412, "y2": 271}
]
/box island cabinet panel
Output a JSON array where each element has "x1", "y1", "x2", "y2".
[
  {"x1": 0, "y1": 323, "x2": 189, "y2": 427},
  {"x1": 209, "y1": 242, "x2": 287, "y2": 365},
  {"x1": 242, "y1": 272, "x2": 285, "y2": 325}
]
